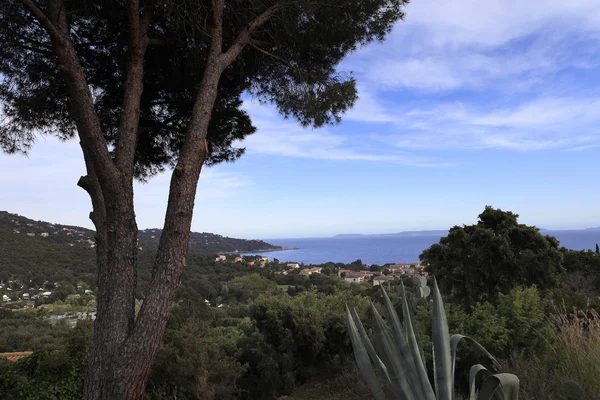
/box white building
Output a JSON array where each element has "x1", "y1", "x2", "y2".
[
  {"x1": 344, "y1": 274, "x2": 365, "y2": 283},
  {"x1": 373, "y1": 276, "x2": 395, "y2": 286},
  {"x1": 287, "y1": 263, "x2": 300, "y2": 269}
]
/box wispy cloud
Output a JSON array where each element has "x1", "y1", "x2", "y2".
[
  {"x1": 240, "y1": 100, "x2": 451, "y2": 167},
  {"x1": 376, "y1": 96, "x2": 600, "y2": 151}
]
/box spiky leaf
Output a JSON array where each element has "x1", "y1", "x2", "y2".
[
  {"x1": 345, "y1": 305, "x2": 387, "y2": 400},
  {"x1": 432, "y1": 278, "x2": 452, "y2": 400}
]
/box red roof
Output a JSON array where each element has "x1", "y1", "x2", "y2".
[{"x1": 0, "y1": 352, "x2": 33, "y2": 362}]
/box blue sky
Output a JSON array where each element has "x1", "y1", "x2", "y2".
[{"x1": 2, "y1": 0, "x2": 600, "y2": 238}]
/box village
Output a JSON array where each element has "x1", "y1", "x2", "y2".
[{"x1": 215, "y1": 254, "x2": 427, "y2": 286}]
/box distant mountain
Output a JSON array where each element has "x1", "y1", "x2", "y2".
[
  {"x1": 584, "y1": 227, "x2": 600, "y2": 231},
  {"x1": 334, "y1": 230, "x2": 448, "y2": 238},
  {"x1": 0, "y1": 211, "x2": 281, "y2": 253}
]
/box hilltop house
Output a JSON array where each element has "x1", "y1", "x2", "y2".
[
  {"x1": 339, "y1": 270, "x2": 374, "y2": 280},
  {"x1": 373, "y1": 276, "x2": 396, "y2": 286},
  {"x1": 260, "y1": 256, "x2": 269, "y2": 263},
  {"x1": 234, "y1": 257, "x2": 243, "y2": 263},
  {"x1": 287, "y1": 263, "x2": 300, "y2": 269},
  {"x1": 387, "y1": 262, "x2": 424, "y2": 275},
  {"x1": 215, "y1": 255, "x2": 227, "y2": 262},
  {"x1": 300, "y1": 267, "x2": 322, "y2": 276},
  {"x1": 344, "y1": 273, "x2": 366, "y2": 283}
]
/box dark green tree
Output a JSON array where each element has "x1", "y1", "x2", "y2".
[
  {"x1": 420, "y1": 206, "x2": 564, "y2": 308},
  {"x1": 0, "y1": 0, "x2": 407, "y2": 398}
]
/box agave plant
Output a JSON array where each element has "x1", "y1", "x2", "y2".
[{"x1": 345, "y1": 279, "x2": 519, "y2": 400}]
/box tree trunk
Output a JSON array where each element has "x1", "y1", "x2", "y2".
[
  {"x1": 83, "y1": 187, "x2": 139, "y2": 400},
  {"x1": 81, "y1": 54, "x2": 222, "y2": 400}
]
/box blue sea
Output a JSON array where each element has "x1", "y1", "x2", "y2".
[{"x1": 242, "y1": 230, "x2": 600, "y2": 265}]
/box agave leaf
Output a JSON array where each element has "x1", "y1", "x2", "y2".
[
  {"x1": 420, "y1": 286, "x2": 431, "y2": 298},
  {"x1": 371, "y1": 303, "x2": 416, "y2": 400},
  {"x1": 345, "y1": 305, "x2": 387, "y2": 400},
  {"x1": 352, "y1": 307, "x2": 392, "y2": 385},
  {"x1": 432, "y1": 278, "x2": 452, "y2": 400},
  {"x1": 380, "y1": 287, "x2": 425, "y2": 399},
  {"x1": 450, "y1": 333, "x2": 501, "y2": 399},
  {"x1": 400, "y1": 281, "x2": 436, "y2": 400},
  {"x1": 476, "y1": 374, "x2": 519, "y2": 400},
  {"x1": 469, "y1": 364, "x2": 492, "y2": 400}
]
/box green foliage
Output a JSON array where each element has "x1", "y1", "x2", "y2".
[
  {"x1": 225, "y1": 274, "x2": 278, "y2": 303},
  {"x1": 238, "y1": 291, "x2": 371, "y2": 399},
  {"x1": 0, "y1": 309, "x2": 73, "y2": 352},
  {"x1": 0, "y1": 321, "x2": 91, "y2": 400},
  {"x1": 560, "y1": 248, "x2": 600, "y2": 292},
  {"x1": 346, "y1": 281, "x2": 520, "y2": 400},
  {"x1": 497, "y1": 287, "x2": 551, "y2": 353},
  {"x1": 148, "y1": 321, "x2": 246, "y2": 400},
  {"x1": 421, "y1": 206, "x2": 564, "y2": 308}
]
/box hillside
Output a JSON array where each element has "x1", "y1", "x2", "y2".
[
  {"x1": 0, "y1": 211, "x2": 281, "y2": 253},
  {"x1": 0, "y1": 210, "x2": 282, "y2": 289}
]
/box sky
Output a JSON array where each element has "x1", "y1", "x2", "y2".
[{"x1": 2, "y1": 0, "x2": 600, "y2": 239}]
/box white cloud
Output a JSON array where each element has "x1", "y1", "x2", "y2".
[
  {"x1": 338, "y1": 0, "x2": 600, "y2": 96},
  {"x1": 380, "y1": 96, "x2": 600, "y2": 151},
  {"x1": 398, "y1": 0, "x2": 600, "y2": 49},
  {"x1": 240, "y1": 100, "x2": 451, "y2": 167}
]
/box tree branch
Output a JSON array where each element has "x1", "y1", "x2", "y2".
[
  {"x1": 115, "y1": 0, "x2": 154, "y2": 175},
  {"x1": 17, "y1": 0, "x2": 120, "y2": 191},
  {"x1": 219, "y1": 3, "x2": 281, "y2": 68},
  {"x1": 248, "y1": 39, "x2": 294, "y2": 69},
  {"x1": 17, "y1": 0, "x2": 66, "y2": 46}
]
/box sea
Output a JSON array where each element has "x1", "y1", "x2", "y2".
[{"x1": 242, "y1": 230, "x2": 600, "y2": 266}]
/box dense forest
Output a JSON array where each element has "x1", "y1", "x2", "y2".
[{"x1": 1, "y1": 207, "x2": 600, "y2": 399}]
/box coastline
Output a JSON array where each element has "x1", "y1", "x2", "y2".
[{"x1": 225, "y1": 246, "x2": 300, "y2": 255}]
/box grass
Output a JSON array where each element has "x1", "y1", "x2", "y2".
[{"x1": 508, "y1": 306, "x2": 600, "y2": 400}]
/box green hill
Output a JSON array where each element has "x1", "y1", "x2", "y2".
[
  {"x1": 0, "y1": 211, "x2": 280, "y2": 253},
  {"x1": 0, "y1": 210, "x2": 281, "y2": 286}
]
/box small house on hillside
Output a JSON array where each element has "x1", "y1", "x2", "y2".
[
  {"x1": 215, "y1": 255, "x2": 227, "y2": 262},
  {"x1": 344, "y1": 273, "x2": 365, "y2": 283},
  {"x1": 287, "y1": 263, "x2": 300, "y2": 269},
  {"x1": 300, "y1": 267, "x2": 322, "y2": 276},
  {"x1": 260, "y1": 256, "x2": 269, "y2": 263},
  {"x1": 373, "y1": 276, "x2": 395, "y2": 286},
  {"x1": 234, "y1": 257, "x2": 243, "y2": 263}
]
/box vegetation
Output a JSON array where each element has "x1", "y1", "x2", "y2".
[
  {"x1": 421, "y1": 206, "x2": 564, "y2": 308},
  {"x1": 1, "y1": 207, "x2": 600, "y2": 399},
  {"x1": 346, "y1": 282, "x2": 519, "y2": 400}
]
